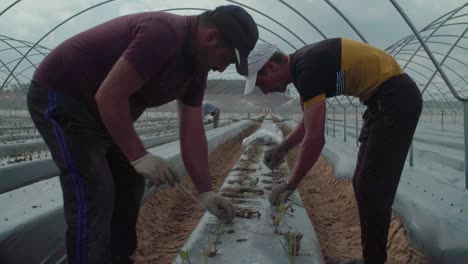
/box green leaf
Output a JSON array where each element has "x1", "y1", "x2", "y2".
[{"x1": 249, "y1": 177, "x2": 259, "y2": 187}]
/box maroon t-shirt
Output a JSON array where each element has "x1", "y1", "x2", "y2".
[{"x1": 33, "y1": 12, "x2": 207, "y2": 119}]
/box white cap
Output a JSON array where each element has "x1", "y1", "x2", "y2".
[{"x1": 244, "y1": 42, "x2": 277, "y2": 95}]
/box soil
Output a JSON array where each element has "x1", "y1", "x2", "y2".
[
  {"x1": 278, "y1": 124, "x2": 428, "y2": 264},
  {"x1": 133, "y1": 123, "x2": 259, "y2": 264}
]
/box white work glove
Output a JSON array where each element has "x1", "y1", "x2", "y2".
[
  {"x1": 269, "y1": 183, "x2": 296, "y2": 206},
  {"x1": 131, "y1": 153, "x2": 179, "y2": 188},
  {"x1": 197, "y1": 191, "x2": 235, "y2": 223},
  {"x1": 263, "y1": 146, "x2": 288, "y2": 170}
]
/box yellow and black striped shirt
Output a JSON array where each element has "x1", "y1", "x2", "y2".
[{"x1": 290, "y1": 38, "x2": 403, "y2": 108}]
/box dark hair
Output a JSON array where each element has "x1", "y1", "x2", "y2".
[
  {"x1": 198, "y1": 11, "x2": 230, "y2": 47},
  {"x1": 269, "y1": 51, "x2": 287, "y2": 64},
  {"x1": 258, "y1": 50, "x2": 287, "y2": 75}
]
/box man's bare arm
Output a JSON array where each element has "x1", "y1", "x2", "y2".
[
  {"x1": 279, "y1": 116, "x2": 305, "y2": 151},
  {"x1": 288, "y1": 101, "x2": 326, "y2": 187},
  {"x1": 178, "y1": 100, "x2": 212, "y2": 193},
  {"x1": 95, "y1": 57, "x2": 146, "y2": 161}
]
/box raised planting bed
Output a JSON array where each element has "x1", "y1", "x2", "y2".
[
  {"x1": 0, "y1": 120, "x2": 234, "y2": 194},
  {"x1": 172, "y1": 120, "x2": 324, "y2": 264},
  {"x1": 0, "y1": 120, "x2": 253, "y2": 264}
]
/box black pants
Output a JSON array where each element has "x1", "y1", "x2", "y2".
[
  {"x1": 212, "y1": 108, "x2": 220, "y2": 128},
  {"x1": 27, "y1": 83, "x2": 145, "y2": 264},
  {"x1": 352, "y1": 74, "x2": 422, "y2": 264}
]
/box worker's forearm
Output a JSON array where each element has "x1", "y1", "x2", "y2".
[
  {"x1": 98, "y1": 99, "x2": 146, "y2": 161},
  {"x1": 280, "y1": 118, "x2": 305, "y2": 151},
  {"x1": 180, "y1": 125, "x2": 211, "y2": 193},
  {"x1": 288, "y1": 136, "x2": 324, "y2": 187}
]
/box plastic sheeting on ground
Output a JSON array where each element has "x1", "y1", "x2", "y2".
[
  {"x1": 0, "y1": 120, "x2": 252, "y2": 264},
  {"x1": 0, "y1": 120, "x2": 233, "y2": 194},
  {"x1": 173, "y1": 120, "x2": 324, "y2": 264},
  {"x1": 284, "y1": 120, "x2": 468, "y2": 264},
  {"x1": 241, "y1": 121, "x2": 283, "y2": 148}
]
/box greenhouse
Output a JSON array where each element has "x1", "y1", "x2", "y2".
[{"x1": 0, "y1": 1, "x2": 467, "y2": 263}]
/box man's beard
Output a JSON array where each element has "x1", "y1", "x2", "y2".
[{"x1": 194, "y1": 46, "x2": 212, "y2": 72}]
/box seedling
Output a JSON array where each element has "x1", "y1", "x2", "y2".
[
  {"x1": 280, "y1": 231, "x2": 304, "y2": 264},
  {"x1": 270, "y1": 203, "x2": 292, "y2": 233},
  {"x1": 201, "y1": 238, "x2": 218, "y2": 262},
  {"x1": 201, "y1": 238, "x2": 216, "y2": 263},
  {"x1": 248, "y1": 177, "x2": 259, "y2": 187},
  {"x1": 274, "y1": 203, "x2": 291, "y2": 226},
  {"x1": 201, "y1": 220, "x2": 225, "y2": 261},
  {"x1": 212, "y1": 221, "x2": 225, "y2": 251},
  {"x1": 178, "y1": 249, "x2": 192, "y2": 264}
]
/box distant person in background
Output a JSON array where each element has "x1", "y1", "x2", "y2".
[
  {"x1": 27, "y1": 6, "x2": 258, "y2": 264},
  {"x1": 244, "y1": 40, "x2": 422, "y2": 264},
  {"x1": 202, "y1": 102, "x2": 220, "y2": 128}
]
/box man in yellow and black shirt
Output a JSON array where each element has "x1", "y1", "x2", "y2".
[{"x1": 244, "y1": 39, "x2": 422, "y2": 264}]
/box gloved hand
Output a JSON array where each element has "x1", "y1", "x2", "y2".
[
  {"x1": 269, "y1": 183, "x2": 296, "y2": 206},
  {"x1": 131, "y1": 153, "x2": 179, "y2": 187},
  {"x1": 197, "y1": 191, "x2": 235, "y2": 223},
  {"x1": 263, "y1": 146, "x2": 287, "y2": 170}
]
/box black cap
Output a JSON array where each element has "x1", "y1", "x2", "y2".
[{"x1": 211, "y1": 5, "x2": 259, "y2": 76}]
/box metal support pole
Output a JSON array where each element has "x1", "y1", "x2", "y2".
[
  {"x1": 355, "y1": 107, "x2": 359, "y2": 146},
  {"x1": 410, "y1": 141, "x2": 414, "y2": 167},
  {"x1": 326, "y1": 111, "x2": 329, "y2": 135},
  {"x1": 441, "y1": 110, "x2": 445, "y2": 131},
  {"x1": 0, "y1": 0, "x2": 21, "y2": 17},
  {"x1": 390, "y1": 0, "x2": 466, "y2": 101},
  {"x1": 323, "y1": 0, "x2": 368, "y2": 43},
  {"x1": 421, "y1": 26, "x2": 468, "y2": 95},
  {"x1": 399, "y1": 2, "x2": 462, "y2": 72},
  {"x1": 464, "y1": 102, "x2": 468, "y2": 189},
  {"x1": 278, "y1": 0, "x2": 327, "y2": 39},
  {"x1": 333, "y1": 108, "x2": 336, "y2": 138},
  {"x1": 344, "y1": 108, "x2": 347, "y2": 142},
  {"x1": 1, "y1": 0, "x2": 116, "y2": 91}
]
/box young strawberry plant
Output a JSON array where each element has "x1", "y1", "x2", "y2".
[
  {"x1": 178, "y1": 249, "x2": 192, "y2": 264},
  {"x1": 281, "y1": 231, "x2": 304, "y2": 264},
  {"x1": 270, "y1": 202, "x2": 292, "y2": 233},
  {"x1": 201, "y1": 220, "x2": 225, "y2": 262}
]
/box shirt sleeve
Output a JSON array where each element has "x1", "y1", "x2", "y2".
[
  {"x1": 122, "y1": 18, "x2": 176, "y2": 82},
  {"x1": 295, "y1": 57, "x2": 327, "y2": 108},
  {"x1": 180, "y1": 72, "x2": 208, "y2": 107},
  {"x1": 303, "y1": 93, "x2": 326, "y2": 108}
]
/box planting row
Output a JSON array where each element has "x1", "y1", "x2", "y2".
[{"x1": 173, "y1": 121, "x2": 323, "y2": 264}]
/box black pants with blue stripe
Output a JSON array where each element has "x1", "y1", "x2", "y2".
[
  {"x1": 27, "y1": 82, "x2": 145, "y2": 264},
  {"x1": 353, "y1": 74, "x2": 422, "y2": 264}
]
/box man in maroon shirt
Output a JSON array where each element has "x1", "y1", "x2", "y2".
[{"x1": 27, "y1": 5, "x2": 258, "y2": 264}]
